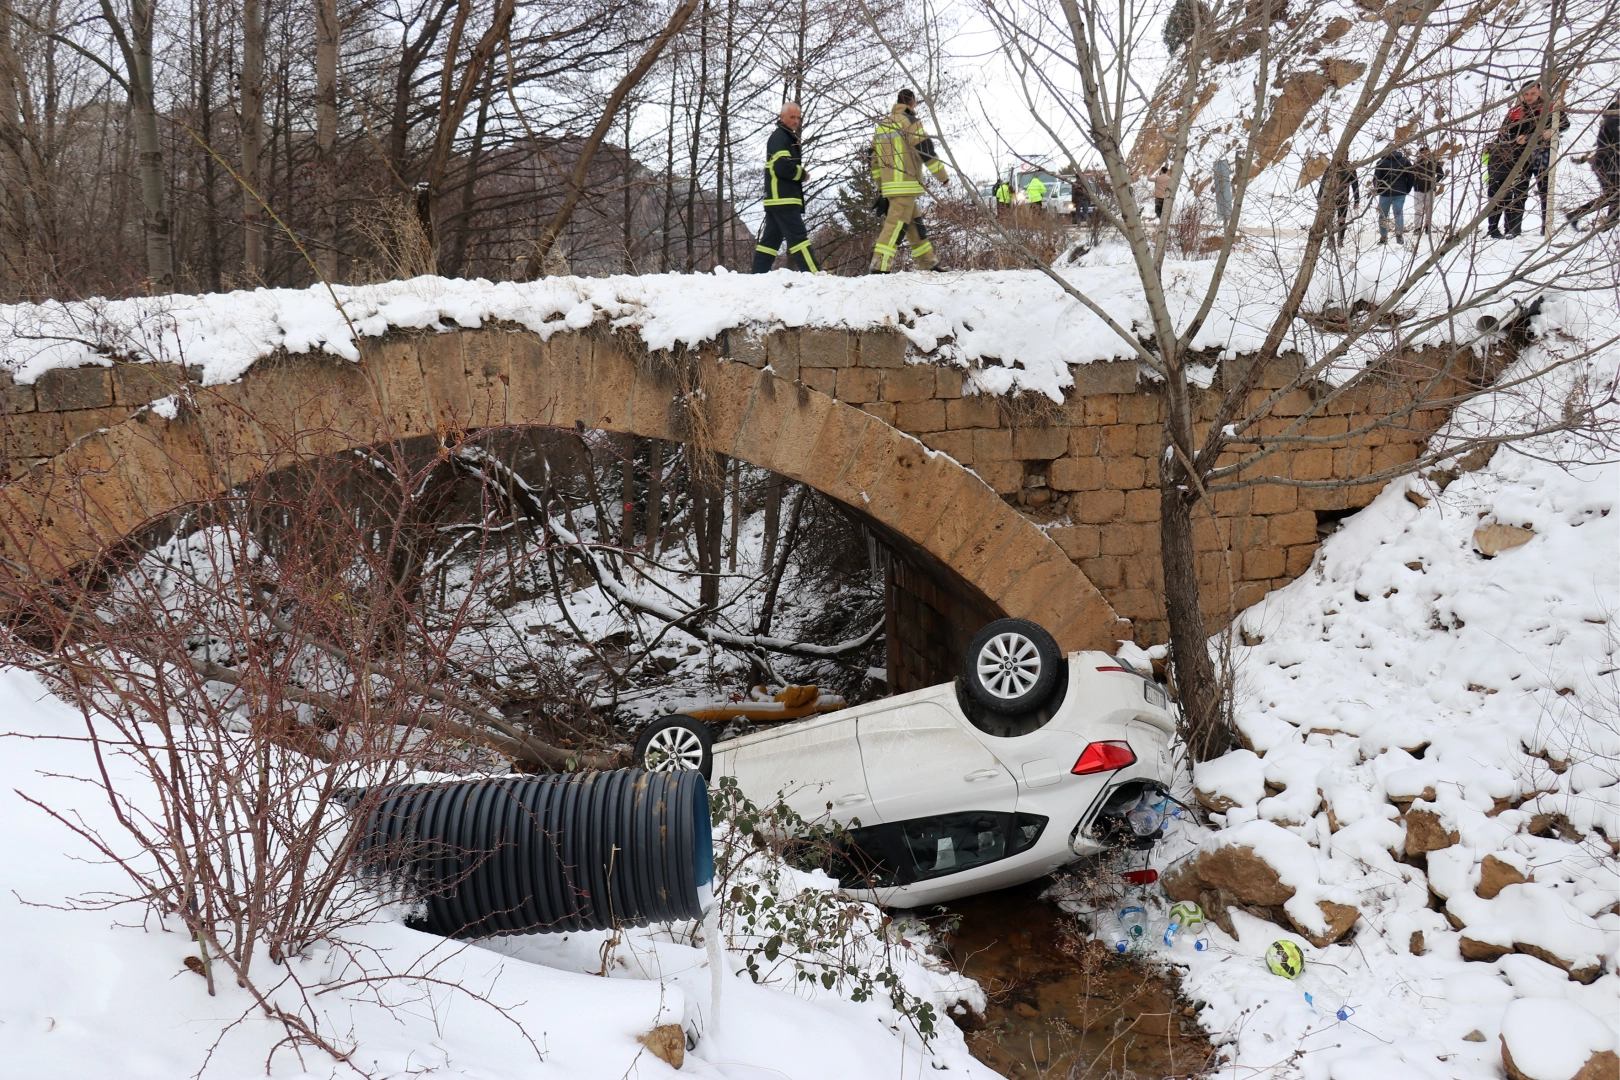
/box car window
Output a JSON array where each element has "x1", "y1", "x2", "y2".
[{"x1": 828, "y1": 812, "x2": 1048, "y2": 887}]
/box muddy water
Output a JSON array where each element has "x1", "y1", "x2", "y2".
[{"x1": 942, "y1": 881, "x2": 1213, "y2": 1079}]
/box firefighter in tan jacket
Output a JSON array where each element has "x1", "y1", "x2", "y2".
[{"x1": 870, "y1": 89, "x2": 950, "y2": 272}]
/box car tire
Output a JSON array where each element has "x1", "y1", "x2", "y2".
[
  {"x1": 963, "y1": 618, "x2": 1063, "y2": 715},
  {"x1": 635, "y1": 715, "x2": 713, "y2": 779}
]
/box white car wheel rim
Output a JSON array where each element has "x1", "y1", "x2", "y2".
[
  {"x1": 645, "y1": 725, "x2": 705, "y2": 772},
  {"x1": 977, "y1": 632, "x2": 1042, "y2": 699}
]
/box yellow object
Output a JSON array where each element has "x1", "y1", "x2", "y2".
[
  {"x1": 684, "y1": 685, "x2": 847, "y2": 724},
  {"x1": 870, "y1": 103, "x2": 947, "y2": 197},
  {"x1": 1025, "y1": 175, "x2": 1047, "y2": 204}
]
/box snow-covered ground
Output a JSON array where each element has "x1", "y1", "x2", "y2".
[{"x1": 0, "y1": 668, "x2": 994, "y2": 1078}]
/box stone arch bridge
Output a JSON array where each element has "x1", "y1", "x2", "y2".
[{"x1": 1, "y1": 321, "x2": 1453, "y2": 689}]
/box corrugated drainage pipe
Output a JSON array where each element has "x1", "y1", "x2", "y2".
[{"x1": 352, "y1": 769, "x2": 714, "y2": 938}]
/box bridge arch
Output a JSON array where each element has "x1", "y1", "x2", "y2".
[{"x1": 0, "y1": 326, "x2": 1121, "y2": 655}]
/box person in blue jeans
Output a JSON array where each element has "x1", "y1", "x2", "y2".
[{"x1": 1372, "y1": 146, "x2": 1415, "y2": 244}]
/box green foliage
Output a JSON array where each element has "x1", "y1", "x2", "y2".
[{"x1": 708, "y1": 776, "x2": 943, "y2": 1044}]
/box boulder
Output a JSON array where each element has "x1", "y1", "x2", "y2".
[
  {"x1": 1459, "y1": 935, "x2": 1513, "y2": 962},
  {"x1": 1474, "y1": 522, "x2": 1534, "y2": 557},
  {"x1": 1501, "y1": 999, "x2": 1619, "y2": 1080},
  {"x1": 638, "y1": 1025, "x2": 686, "y2": 1069},
  {"x1": 1477, "y1": 854, "x2": 1529, "y2": 899},
  {"x1": 1163, "y1": 841, "x2": 1359, "y2": 946},
  {"x1": 1403, "y1": 805, "x2": 1458, "y2": 855}
]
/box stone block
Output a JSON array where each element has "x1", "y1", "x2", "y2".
[
  {"x1": 63, "y1": 407, "x2": 131, "y2": 442},
  {"x1": 727, "y1": 329, "x2": 767, "y2": 367},
  {"x1": 973, "y1": 427, "x2": 1014, "y2": 460},
  {"x1": 1243, "y1": 546, "x2": 1287, "y2": 579},
  {"x1": 1192, "y1": 518, "x2": 1223, "y2": 551},
  {"x1": 1050, "y1": 524, "x2": 1100, "y2": 561},
  {"x1": 1067, "y1": 427, "x2": 1099, "y2": 456},
  {"x1": 1125, "y1": 488, "x2": 1160, "y2": 522},
  {"x1": 1071, "y1": 361, "x2": 1137, "y2": 395},
  {"x1": 110, "y1": 362, "x2": 185, "y2": 407},
  {"x1": 881, "y1": 366, "x2": 935, "y2": 402},
  {"x1": 798, "y1": 404, "x2": 874, "y2": 493},
  {"x1": 1272, "y1": 389, "x2": 1313, "y2": 417},
  {"x1": 1081, "y1": 395, "x2": 1118, "y2": 425},
  {"x1": 973, "y1": 460, "x2": 1022, "y2": 494},
  {"x1": 921, "y1": 428, "x2": 974, "y2": 463},
  {"x1": 1113, "y1": 589, "x2": 1162, "y2": 623},
  {"x1": 1234, "y1": 581, "x2": 1270, "y2": 610},
  {"x1": 767, "y1": 386, "x2": 838, "y2": 480},
  {"x1": 997, "y1": 551, "x2": 1084, "y2": 632},
  {"x1": 730, "y1": 372, "x2": 797, "y2": 467},
  {"x1": 1101, "y1": 424, "x2": 1137, "y2": 457},
  {"x1": 1117, "y1": 392, "x2": 1160, "y2": 424},
  {"x1": 896, "y1": 399, "x2": 945, "y2": 432},
  {"x1": 1290, "y1": 448, "x2": 1334, "y2": 480},
  {"x1": 799, "y1": 367, "x2": 837, "y2": 395},
  {"x1": 1286, "y1": 544, "x2": 1317, "y2": 576},
  {"x1": 1260, "y1": 355, "x2": 1306, "y2": 389},
  {"x1": 858, "y1": 329, "x2": 908, "y2": 368},
  {"x1": 836, "y1": 367, "x2": 881, "y2": 402},
  {"x1": 3, "y1": 381, "x2": 36, "y2": 413},
  {"x1": 1101, "y1": 523, "x2": 1147, "y2": 556},
  {"x1": 1049, "y1": 456, "x2": 1102, "y2": 491},
  {"x1": 1073, "y1": 488, "x2": 1125, "y2": 524},
  {"x1": 1123, "y1": 555, "x2": 1162, "y2": 589},
  {"x1": 798, "y1": 328, "x2": 852, "y2": 369},
  {"x1": 1011, "y1": 425, "x2": 1067, "y2": 460},
  {"x1": 946, "y1": 395, "x2": 1000, "y2": 429},
  {"x1": 1104, "y1": 456, "x2": 1146, "y2": 489},
  {"x1": 935, "y1": 367, "x2": 964, "y2": 398},
  {"x1": 35, "y1": 366, "x2": 112, "y2": 411},
  {"x1": 765, "y1": 331, "x2": 801, "y2": 383},
  {"x1": 1213, "y1": 488, "x2": 1250, "y2": 515},
  {"x1": 1136, "y1": 424, "x2": 1162, "y2": 458},
  {"x1": 1082, "y1": 555, "x2": 1122, "y2": 589},
  {"x1": 859, "y1": 401, "x2": 897, "y2": 425},
  {"x1": 1299, "y1": 486, "x2": 1353, "y2": 511},
  {"x1": 1250, "y1": 484, "x2": 1297, "y2": 514},
  {"x1": 1270, "y1": 510, "x2": 1318, "y2": 546}
]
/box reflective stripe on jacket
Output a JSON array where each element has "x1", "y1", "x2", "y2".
[
  {"x1": 870, "y1": 103, "x2": 946, "y2": 197},
  {"x1": 763, "y1": 122, "x2": 806, "y2": 207}
]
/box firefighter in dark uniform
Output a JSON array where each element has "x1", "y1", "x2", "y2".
[{"x1": 752, "y1": 102, "x2": 819, "y2": 272}]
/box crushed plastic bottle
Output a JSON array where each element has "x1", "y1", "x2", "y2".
[
  {"x1": 1093, "y1": 909, "x2": 1130, "y2": 954},
  {"x1": 1120, "y1": 905, "x2": 1149, "y2": 943},
  {"x1": 1164, "y1": 901, "x2": 1209, "y2": 951},
  {"x1": 1126, "y1": 793, "x2": 1169, "y2": 837}
]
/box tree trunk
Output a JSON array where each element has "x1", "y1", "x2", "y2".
[
  {"x1": 313, "y1": 0, "x2": 338, "y2": 281},
  {"x1": 619, "y1": 437, "x2": 636, "y2": 555},
  {"x1": 104, "y1": 0, "x2": 174, "y2": 291},
  {"x1": 240, "y1": 0, "x2": 265, "y2": 280},
  {"x1": 760, "y1": 473, "x2": 783, "y2": 578},
  {"x1": 1158, "y1": 452, "x2": 1229, "y2": 762},
  {"x1": 646, "y1": 440, "x2": 663, "y2": 554},
  {"x1": 683, "y1": 0, "x2": 708, "y2": 271},
  {"x1": 727, "y1": 455, "x2": 739, "y2": 571}
]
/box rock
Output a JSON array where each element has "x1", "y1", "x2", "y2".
[
  {"x1": 1463, "y1": 1030, "x2": 1486, "y2": 1042},
  {"x1": 1163, "y1": 840, "x2": 1359, "y2": 946},
  {"x1": 1477, "y1": 854, "x2": 1529, "y2": 899},
  {"x1": 1405, "y1": 489, "x2": 1430, "y2": 508},
  {"x1": 1013, "y1": 1002, "x2": 1039, "y2": 1019},
  {"x1": 1408, "y1": 930, "x2": 1425, "y2": 956},
  {"x1": 1163, "y1": 844, "x2": 1296, "y2": 908},
  {"x1": 1513, "y1": 942, "x2": 1604, "y2": 985},
  {"x1": 1194, "y1": 787, "x2": 1239, "y2": 813},
  {"x1": 1403, "y1": 805, "x2": 1459, "y2": 855},
  {"x1": 1474, "y1": 522, "x2": 1535, "y2": 557},
  {"x1": 638, "y1": 1025, "x2": 686, "y2": 1069},
  {"x1": 1501, "y1": 999, "x2": 1619, "y2": 1080},
  {"x1": 1459, "y1": 935, "x2": 1513, "y2": 962}
]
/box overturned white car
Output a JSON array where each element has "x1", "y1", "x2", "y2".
[{"x1": 635, "y1": 618, "x2": 1179, "y2": 906}]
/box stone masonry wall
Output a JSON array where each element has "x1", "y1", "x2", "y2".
[{"x1": 3, "y1": 325, "x2": 1453, "y2": 646}]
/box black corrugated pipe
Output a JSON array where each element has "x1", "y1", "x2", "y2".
[{"x1": 351, "y1": 769, "x2": 715, "y2": 939}]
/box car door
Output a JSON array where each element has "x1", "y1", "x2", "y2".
[
  {"x1": 722, "y1": 714, "x2": 872, "y2": 825},
  {"x1": 857, "y1": 701, "x2": 1018, "y2": 823}
]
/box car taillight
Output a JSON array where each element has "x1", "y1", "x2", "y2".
[
  {"x1": 1071, "y1": 741, "x2": 1137, "y2": 774},
  {"x1": 1123, "y1": 869, "x2": 1158, "y2": 885},
  {"x1": 1095, "y1": 665, "x2": 1128, "y2": 672}
]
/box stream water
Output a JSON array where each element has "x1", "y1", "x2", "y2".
[{"x1": 942, "y1": 880, "x2": 1213, "y2": 1079}]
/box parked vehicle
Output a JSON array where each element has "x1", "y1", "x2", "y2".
[{"x1": 635, "y1": 618, "x2": 1179, "y2": 906}]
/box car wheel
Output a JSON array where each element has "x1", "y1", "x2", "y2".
[
  {"x1": 963, "y1": 618, "x2": 1063, "y2": 715},
  {"x1": 635, "y1": 715, "x2": 713, "y2": 779}
]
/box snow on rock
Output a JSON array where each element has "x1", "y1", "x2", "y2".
[
  {"x1": 1192, "y1": 746, "x2": 1266, "y2": 811},
  {"x1": 1500, "y1": 998, "x2": 1619, "y2": 1080}
]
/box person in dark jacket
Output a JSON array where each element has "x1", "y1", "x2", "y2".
[
  {"x1": 1319, "y1": 162, "x2": 1359, "y2": 246},
  {"x1": 1372, "y1": 146, "x2": 1414, "y2": 244},
  {"x1": 1409, "y1": 146, "x2": 1444, "y2": 236},
  {"x1": 1487, "y1": 82, "x2": 1569, "y2": 238},
  {"x1": 752, "y1": 102, "x2": 819, "y2": 273},
  {"x1": 1567, "y1": 95, "x2": 1619, "y2": 229}
]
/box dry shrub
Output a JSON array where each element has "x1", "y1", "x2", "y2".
[{"x1": 350, "y1": 194, "x2": 436, "y2": 282}]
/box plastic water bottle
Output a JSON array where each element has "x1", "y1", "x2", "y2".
[
  {"x1": 1120, "y1": 905, "x2": 1149, "y2": 944},
  {"x1": 1164, "y1": 901, "x2": 1208, "y2": 951},
  {"x1": 1094, "y1": 910, "x2": 1130, "y2": 954}
]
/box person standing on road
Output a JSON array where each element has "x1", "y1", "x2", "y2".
[
  {"x1": 1212, "y1": 157, "x2": 1232, "y2": 226},
  {"x1": 1568, "y1": 94, "x2": 1620, "y2": 229},
  {"x1": 1319, "y1": 161, "x2": 1359, "y2": 246},
  {"x1": 1025, "y1": 173, "x2": 1047, "y2": 209},
  {"x1": 1373, "y1": 144, "x2": 1414, "y2": 244},
  {"x1": 1409, "y1": 146, "x2": 1444, "y2": 236},
  {"x1": 994, "y1": 177, "x2": 1013, "y2": 217},
  {"x1": 1153, "y1": 165, "x2": 1172, "y2": 217},
  {"x1": 869, "y1": 88, "x2": 950, "y2": 273},
  {"x1": 1488, "y1": 82, "x2": 1568, "y2": 238},
  {"x1": 752, "y1": 102, "x2": 819, "y2": 272}
]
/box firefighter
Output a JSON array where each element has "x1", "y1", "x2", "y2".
[
  {"x1": 994, "y1": 177, "x2": 1012, "y2": 216},
  {"x1": 1025, "y1": 173, "x2": 1047, "y2": 208},
  {"x1": 752, "y1": 102, "x2": 819, "y2": 273},
  {"x1": 869, "y1": 89, "x2": 950, "y2": 273}
]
